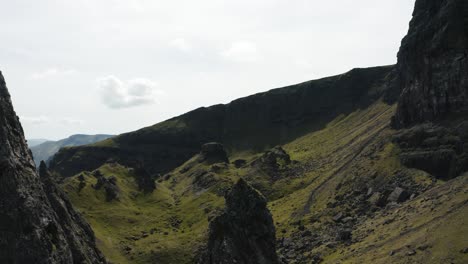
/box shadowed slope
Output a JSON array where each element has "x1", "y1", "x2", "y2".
[{"x1": 50, "y1": 66, "x2": 394, "y2": 177}]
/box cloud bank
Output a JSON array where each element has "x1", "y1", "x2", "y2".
[{"x1": 98, "y1": 76, "x2": 163, "y2": 109}]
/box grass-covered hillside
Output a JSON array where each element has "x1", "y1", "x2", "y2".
[
  {"x1": 30, "y1": 134, "x2": 114, "y2": 166},
  {"x1": 50, "y1": 66, "x2": 395, "y2": 178},
  {"x1": 59, "y1": 96, "x2": 467, "y2": 263}
]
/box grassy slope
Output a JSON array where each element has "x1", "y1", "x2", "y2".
[
  {"x1": 50, "y1": 66, "x2": 394, "y2": 178},
  {"x1": 62, "y1": 99, "x2": 467, "y2": 263}
]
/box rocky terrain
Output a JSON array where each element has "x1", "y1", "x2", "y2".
[
  {"x1": 49, "y1": 65, "x2": 394, "y2": 178},
  {"x1": 1, "y1": 0, "x2": 467, "y2": 263},
  {"x1": 0, "y1": 72, "x2": 106, "y2": 263},
  {"x1": 198, "y1": 179, "x2": 278, "y2": 264},
  {"x1": 48, "y1": 1, "x2": 468, "y2": 263}
]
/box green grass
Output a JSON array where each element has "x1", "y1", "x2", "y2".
[{"x1": 62, "y1": 99, "x2": 467, "y2": 263}]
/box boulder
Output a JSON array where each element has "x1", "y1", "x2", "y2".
[
  {"x1": 199, "y1": 142, "x2": 229, "y2": 164},
  {"x1": 387, "y1": 187, "x2": 410, "y2": 203},
  {"x1": 233, "y1": 159, "x2": 247, "y2": 168}
]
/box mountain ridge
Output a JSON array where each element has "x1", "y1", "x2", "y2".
[
  {"x1": 31, "y1": 134, "x2": 114, "y2": 166},
  {"x1": 49, "y1": 65, "x2": 395, "y2": 177}
]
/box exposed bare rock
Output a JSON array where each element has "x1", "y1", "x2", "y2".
[
  {"x1": 198, "y1": 179, "x2": 279, "y2": 264},
  {"x1": 394, "y1": 122, "x2": 468, "y2": 179},
  {"x1": 0, "y1": 71, "x2": 106, "y2": 263},
  {"x1": 394, "y1": 0, "x2": 468, "y2": 127},
  {"x1": 39, "y1": 162, "x2": 107, "y2": 262},
  {"x1": 94, "y1": 175, "x2": 120, "y2": 202},
  {"x1": 198, "y1": 142, "x2": 229, "y2": 164}
]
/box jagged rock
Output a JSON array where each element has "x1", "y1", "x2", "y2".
[
  {"x1": 387, "y1": 187, "x2": 410, "y2": 203},
  {"x1": 94, "y1": 175, "x2": 120, "y2": 201},
  {"x1": 394, "y1": 123, "x2": 468, "y2": 179},
  {"x1": 198, "y1": 142, "x2": 229, "y2": 164},
  {"x1": 394, "y1": 0, "x2": 468, "y2": 127},
  {"x1": 198, "y1": 179, "x2": 279, "y2": 264},
  {"x1": 253, "y1": 146, "x2": 291, "y2": 168},
  {"x1": 133, "y1": 166, "x2": 156, "y2": 193},
  {"x1": 233, "y1": 159, "x2": 247, "y2": 168},
  {"x1": 0, "y1": 71, "x2": 106, "y2": 263},
  {"x1": 39, "y1": 162, "x2": 107, "y2": 263},
  {"x1": 250, "y1": 146, "x2": 292, "y2": 181}
]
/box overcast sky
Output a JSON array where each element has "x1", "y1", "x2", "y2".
[{"x1": 0, "y1": 0, "x2": 415, "y2": 140}]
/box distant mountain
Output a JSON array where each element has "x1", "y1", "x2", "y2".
[
  {"x1": 26, "y1": 138, "x2": 49, "y2": 147},
  {"x1": 30, "y1": 134, "x2": 114, "y2": 166}
]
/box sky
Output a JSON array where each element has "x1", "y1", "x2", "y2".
[{"x1": 0, "y1": 0, "x2": 416, "y2": 140}]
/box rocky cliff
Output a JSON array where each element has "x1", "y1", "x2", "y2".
[
  {"x1": 198, "y1": 179, "x2": 278, "y2": 264},
  {"x1": 394, "y1": 0, "x2": 468, "y2": 127},
  {"x1": 50, "y1": 65, "x2": 394, "y2": 177},
  {"x1": 392, "y1": 0, "x2": 468, "y2": 179},
  {"x1": 0, "y1": 71, "x2": 106, "y2": 264}
]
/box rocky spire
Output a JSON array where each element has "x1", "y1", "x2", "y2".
[
  {"x1": 0, "y1": 71, "x2": 106, "y2": 263},
  {"x1": 199, "y1": 178, "x2": 279, "y2": 264},
  {"x1": 394, "y1": 0, "x2": 468, "y2": 127}
]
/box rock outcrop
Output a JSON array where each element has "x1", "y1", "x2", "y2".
[
  {"x1": 198, "y1": 142, "x2": 229, "y2": 164},
  {"x1": 49, "y1": 66, "x2": 394, "y2": 178},
  {"x1": 133, "y1": 165, "x2": 156, "y2": 193},
  {"x1": 393, "y1": 122, "x2": 468, "y2": 179},
  {"x1": 93, "y1": 175, "x2": 120, "y2": 201},
  {"x1": 394, "y1": 0, "x2": 468, "y2": 127},
  {"x1": 199, "y1": 179, "x2": 279, "y2": 264},
  {"x1": 0, "y1": 71, "x2": 106, "y2": 263}
]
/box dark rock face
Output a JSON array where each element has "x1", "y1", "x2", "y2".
[
  {"x1": 198, "y1": 142, "x2": 229, "y2": 164},
  {"x1": 39, "y1": 162, "x2": 106, "y2": 262},
  {"x1": 50, "y1": 66, "x2": 394, "y2": 178},
  {"x1": 394, "y1": 0, "x2": 468, "y2": 127},
  {"x1": 251, "y1": 146, "x2": 293, "y2": 181},
  {"x1": 0, "y1": 72, "x2": 106, "y2": 263},
  {"x1": 393, "y1": 122, "x2": 468, "y2": 179},
  {"x1": 133, "y1": 166, "x2": 156, "y2": 193},
  {"x1": 94, "y1": 175, "x2": 120, "y2": 201},
  {"x1": 253, "y1": 146, "x2": 291, "y2": 169},
  {"x1": 199, "y1": 179, "x2": 279, "y2": 264}
]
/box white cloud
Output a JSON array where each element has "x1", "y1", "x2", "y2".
[
  {"x1": 59, "y1": 118, "x2": 85, "y2": 125},
  {"x1": 97, "y1": 76, "x2": 163, "y2": 109},
  {"x1": 20, "y1": 116, "x2": 50, "y2": 125},
  {"x1": 221, "y1": 41, "x2": 259, "y2": 63},
  {"x1": 31, "y1": 68, "x2": 77, "y2": 79},
  {"x1": 170, "y1": 38, "x2": 192, "y2": 52}
]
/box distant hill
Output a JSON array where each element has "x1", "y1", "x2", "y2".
[
  {"x1": 30, "y1": 134, "x2": 114, "y2": 166},
  {"x1": 26, "y1": 138, "x2": 49, "y2": 147}
]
